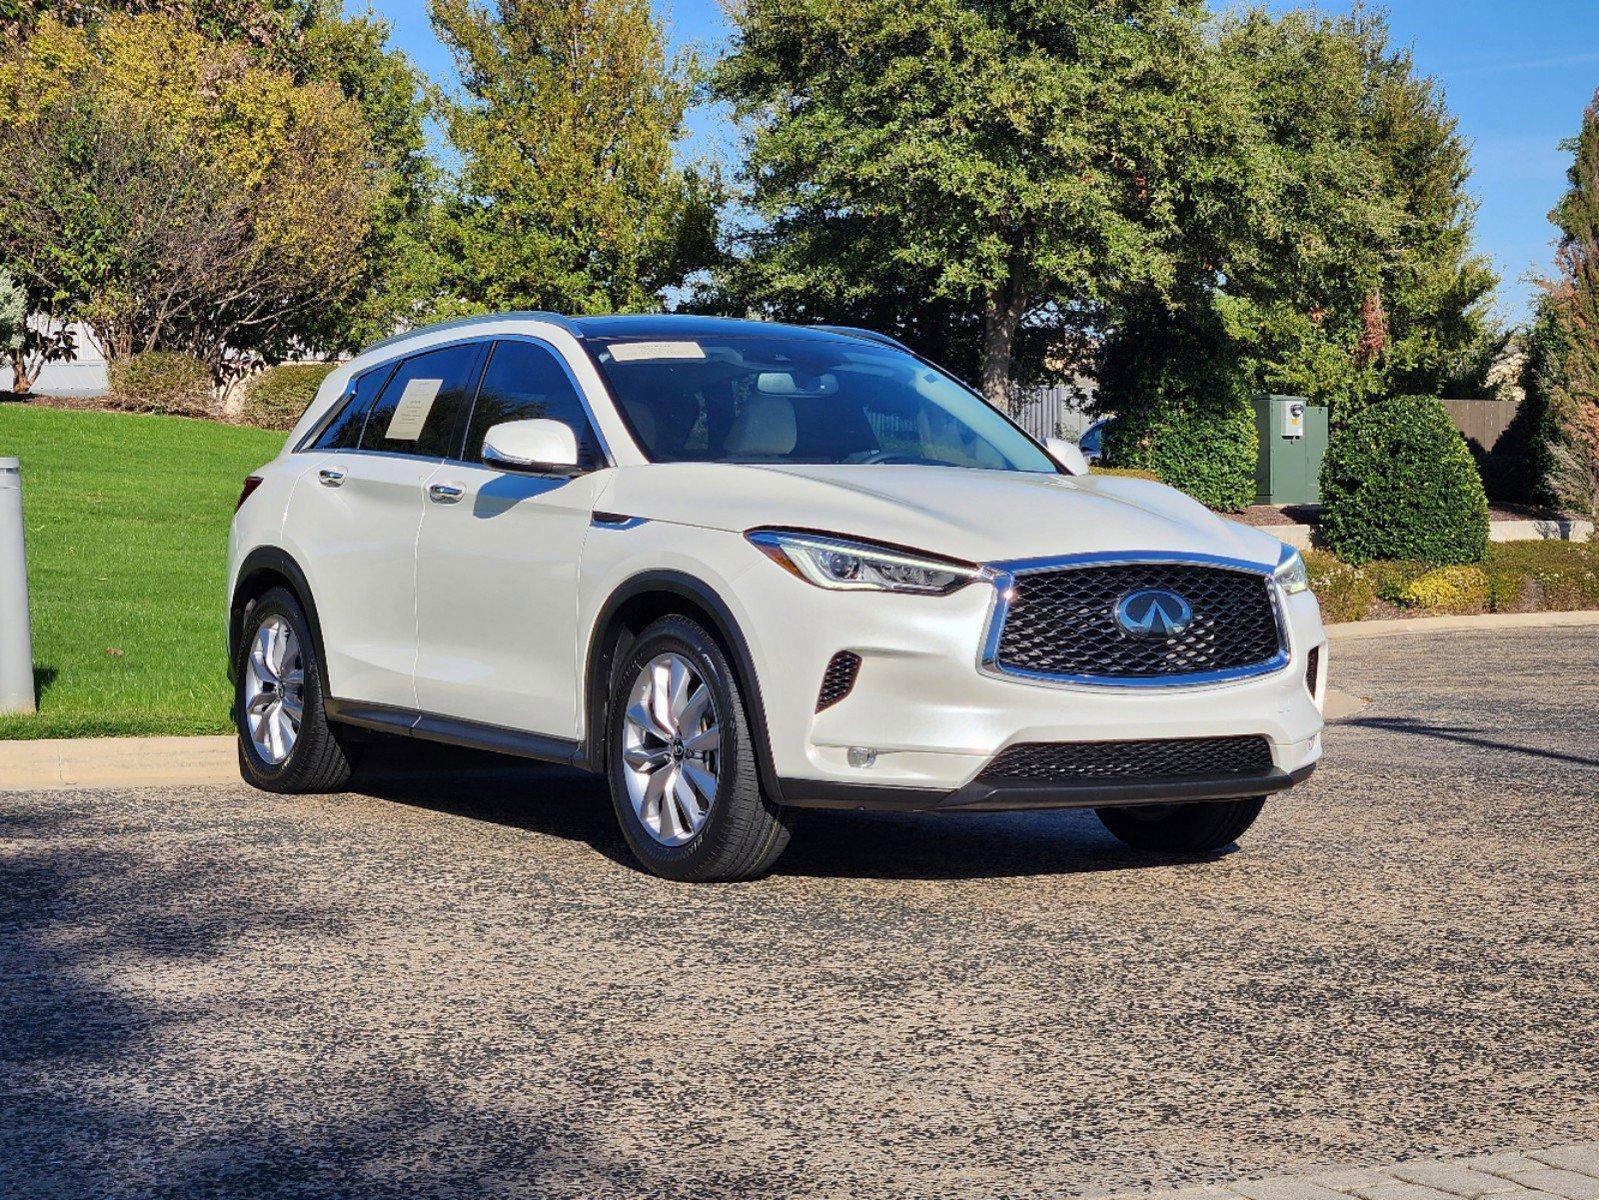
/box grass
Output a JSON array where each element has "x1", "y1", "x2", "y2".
[{"x1": 0, "y1": 404, "x2": 283, "y2": 739}]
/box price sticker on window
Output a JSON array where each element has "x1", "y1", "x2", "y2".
[{"x1": 385, "y1": 378, "x2": 443, "y2": 441}]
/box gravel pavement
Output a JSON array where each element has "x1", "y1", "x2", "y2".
[{"x1": 2, "y1": 627, "x2": 1596, "y2": 1199}]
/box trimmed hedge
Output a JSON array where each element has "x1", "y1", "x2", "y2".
[
  {"x1": 107, "y1": 352, "x2": 215, "y2": 418},
  {"x1": 1103, "y1": 399, "x2": 1257, "y2": 511},
  {"x1": 1319, "y1": 395, "x2": 1490, "y2": 565},
  {"x1": 243, "y1": 363, "x2": 336, "y2": 430}
]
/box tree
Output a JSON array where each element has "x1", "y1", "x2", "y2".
[
  {"x1": 430, "y1": 0, "x2": 719, "y2": 315},
  {"x1": 1527, "y1": 90, "x2": 1599, "y2": 518},
  {"x1": 0, "y1": 14, "x2": 381, "y2": 380},
  {"x1": 712, "y1": 0, "x2": 1264, "y2": 404}
]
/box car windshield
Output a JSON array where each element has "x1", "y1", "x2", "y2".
[{"x1": 586, "y1": 331, "x2": 1059, "y2": 473}]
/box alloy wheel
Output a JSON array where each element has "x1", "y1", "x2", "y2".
[
  {"x1": 621, "y1": 652, "x2": 721, "y2": 846},
  {"x1": 244, "y1": 615, "x2": 304, "y2": 765}
]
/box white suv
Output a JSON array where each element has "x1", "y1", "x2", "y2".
[{"x1": 227, "y1": 313, "x2": 1326, "y2": 881}]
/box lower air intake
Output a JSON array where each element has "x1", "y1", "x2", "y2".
[
  {"x1": 816, "y1": 652, "x2": 861, "y2": 712},
  {"x1": 980, "y1": 736, "x2": 1275, "y2": 783}
]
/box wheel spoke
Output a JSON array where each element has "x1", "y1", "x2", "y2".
[
  {"x1": 681, "y1": 761, "x2": 718, "y2": 805},
  {"x1": 279, "y1": 692, "x2": 304, "y2": 724},
  {"x1": 251, "y1": 626, "x2": 278, "y2": 686},
  {"x1": 667, "y1": 657, "x2": 693, "y2": 726},
  {"x1": 650, "y1": 661, "x2": 676, "y2": 735},
  {"x1": 672, "y1": 770, "x2": 704, "y2": 829},
  {"x1": 682, "y1": 723, "x2": 719, "y2": 754},
  {"x1": 624, "y1": 742, "x2": 670, "y2": 770},
  {"x1": 625, "y1": 700, "x2": 671, "y2": 743},
  {"x1": 677, "y1": 684, "x2": 712, "y2": 734}
]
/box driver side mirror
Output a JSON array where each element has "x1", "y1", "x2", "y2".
[
  {"x1": 1045, "y1": 436, "x2": 1090, "y2": 476},
  {"x1": 482, "y1": 419, "x2": 580, "y2": 474}
]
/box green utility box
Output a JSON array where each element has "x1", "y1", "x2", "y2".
[{"x1": 1253, "y1": 394, "x2": 1328, "y2": 505}]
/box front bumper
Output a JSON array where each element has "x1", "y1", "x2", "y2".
[{"x1": 741, "y1": 561, "x2": 1328, "y2": 805}]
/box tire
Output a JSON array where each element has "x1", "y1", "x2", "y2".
[
  {"x1": 1095, "y1": 796, "x2": 1266, "y2": 854},
  {"x1": 234, "y1": 586, "x2": 359, "y2": 794},
  {"x1": 605, "y1": 614, "x2": 794, "y2": 882}
]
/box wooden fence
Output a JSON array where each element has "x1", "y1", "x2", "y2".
[{"x1": 1441, "y1": 398, "x2": 1517, "y2": 453}]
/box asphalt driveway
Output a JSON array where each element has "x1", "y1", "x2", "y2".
[{"x1": 2, "y1": 627, "x2": 1597, "y2": 1199}]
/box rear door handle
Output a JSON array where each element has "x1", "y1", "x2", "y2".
[
  {"x1": 428, "y1": 482, "x2": 465, "y2": 504},
  {"x1": 318, "y1": 468, "x2": 345, "y2": 488}
]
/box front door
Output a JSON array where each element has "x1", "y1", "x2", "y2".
[
  {"x1": 284, "y1": 340, "x2": 486, "y2": 710},
  {"x1": 414, "y1": 338, "x2": 610, "y2": 738}
]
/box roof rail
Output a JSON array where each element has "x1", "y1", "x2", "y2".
[
  {"x1": 812, "y1": 324, "x2": 915, "y2": 353},
  {"x1": 359, "y1": 311, "x2": 579, "y2": 357}
]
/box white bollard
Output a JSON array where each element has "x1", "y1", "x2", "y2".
[{"x1": 0, "y1": 456, "x2": 36, "y2": 714}]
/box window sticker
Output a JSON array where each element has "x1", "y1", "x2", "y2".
[
  {"x1": 384, "y1": 378, "x2": 443, "y2": 441},
  {"x1": 608, "y1": 341, "x2": 706, "y2": 362}
]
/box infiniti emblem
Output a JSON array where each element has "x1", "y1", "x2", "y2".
[{"x1": 1114, "y1": 588, "x2": 1193, "y2": 639}]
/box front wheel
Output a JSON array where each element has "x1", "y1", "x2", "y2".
[
  {"x1": 606, "y1": 615, "x2": 794, "y2": 882},
  {"x1": 1095, "y1": 797, "x2": 1266, "y2": 853}
]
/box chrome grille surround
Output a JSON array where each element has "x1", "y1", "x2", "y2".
[{"x1": 977, "y1": 550, "x2": 1292, "y2": 689}]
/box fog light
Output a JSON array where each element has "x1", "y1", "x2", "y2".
[{"x1": 847, "y1": 746, "x2": 877, "y2": 769}]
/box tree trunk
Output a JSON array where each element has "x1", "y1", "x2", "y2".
[
  {"x1": 8, "y1": 348, "x2": 31, "y2": 395},
  {"x1": 980, "y1": 272, "x2": 1026, "y2": 407}
]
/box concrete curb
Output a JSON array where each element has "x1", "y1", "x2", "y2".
[
  {"x1": 1268, "y1": 517, "x2": 1595, "y2": 549},
  {"x1": 1327, "y1": 608, "x2": 1599, "y2": 641},
  {"x1": 1, "y1": 734, "x2": 237, "y2": 791}
]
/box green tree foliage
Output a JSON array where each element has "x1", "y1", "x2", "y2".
[
  {"x1": 1100, "y1": 8, "x2": 1496, "y2": 505},
  {"x1": 1523, "y1": 91, "x2": 1599, "y2": 518},
  {"x1": 0, "y1": 268, "x2": 23, "y2": 356},
  {"x1": 0, "y1": 13, "x2": 381, "y2": 376},
  {"x1": 713, "y1": 0, "x2": 1259, "y2": 403},
  {"x1": 1319, "y1": 395, "x2": 1489, "y2": 566},
  {"x1": 431, "y1": 0, "x2": 719, "y2": 315}
]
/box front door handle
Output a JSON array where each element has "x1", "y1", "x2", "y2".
[
  {"x1": 428, "y1": 482, "x2": 465, "y2": 505},
  {"x1": 318, "y1": 468, "x2": 345, "y2": 488}
]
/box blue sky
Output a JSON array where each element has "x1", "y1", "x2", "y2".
[{"x1": 364, "y1": 0, "x2": 1599, "y2": 325}]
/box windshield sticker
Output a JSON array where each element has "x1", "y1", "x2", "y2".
[
  {"x1": 609, "y1": 341, "x2": 706, "y2": 362},
  {"x1": 384, "y1": 378, "x2": 443, "y2": 441}
]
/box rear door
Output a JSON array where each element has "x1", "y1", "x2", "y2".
[
  {"x1": 414, "y1": 337, "x2": 611, "y2": 738},
  {"x1": 285, "y1": 341, "x2": 487, "y2": 709}
]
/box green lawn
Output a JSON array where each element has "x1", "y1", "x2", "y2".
[{"x1": 0, "y1": 404, "x2": 283, "y2": 739}]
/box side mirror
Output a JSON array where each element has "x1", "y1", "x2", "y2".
[
  {"x1": 482, "y1": 419, "x2": 580, "y2": 473},
  {"x1": 1045, "y1": 436, "x2": 1090, "y2": 476}
]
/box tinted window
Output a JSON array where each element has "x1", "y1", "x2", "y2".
[
  {"x1": 311, "y1": 364, "x2": 391, "y2": 451},
  {"x1": 358, "y1": 343, "x2": 484, "y2": 458},
  {"x1": 588, "y1": 333, "x2": 1056, "y2": 473},
  {"x1": 464, "y1": 340, "x2": 605, "y2": 470}
]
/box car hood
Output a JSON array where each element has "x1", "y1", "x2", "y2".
[{"x1": 599, "y1": 463, "x2": 1287, "y2": 568}]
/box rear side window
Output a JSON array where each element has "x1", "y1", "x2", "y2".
[
  {"x1": 463, "y1": 340, "x2": 606, "y2": 470},
  {"x1": 358, "y1": 343, "x2": 484, "y2": 458},
  {"x1": 310, "y1": 365, "x2": 391, "y2": 451}
]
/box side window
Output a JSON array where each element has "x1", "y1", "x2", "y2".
[
  {"x1": 464, "y1": 340, "x2": 605, "y2": 470},
  {"x1": 311, "y1": 364, "x2": 391, "y2": 451},
  {"x1": 358, "y1": 342, "x2": 484, "y2": 458}
]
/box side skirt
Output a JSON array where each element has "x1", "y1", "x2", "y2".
[{"x1": 324, "y1": 698, "x2": 596, "y2": 772}]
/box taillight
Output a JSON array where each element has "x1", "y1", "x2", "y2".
[{"x1": 236, "y1": 476, "x2": 264, "y2": 512}]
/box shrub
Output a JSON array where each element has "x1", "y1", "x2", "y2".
[
  {"x1": 1319, "y1": 395, "x2": 1490, "y2": 565},
  {"x1": 1092, "y1": 466, "x2": 1162, "y2": 483},
  {"x1": 107, "y1": 352, "x2": 214, "y2": 417},
  {"x1": 1304, "y1": 549, "x2": 1375, "y2": 623},
  {"x1": 1396, "y1": 565, "x2": 1490, "y2": 613},
  {"x1": 243, "y1": 363, "x2": 336, "y2": 430},
  {"x1": 1104, "y1": 398, "x2": 1257, "y2": 511}
]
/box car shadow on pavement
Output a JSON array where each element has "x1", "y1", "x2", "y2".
[
  {"x1": 1344, "y1": 715, "x2": 1599, "y2": 768},
  {"x1": 345, "y1": 739, "x2": 1217, "y2": 882},
  {"x1": 0, "y1": 799, "x2": 630, "y2": 1199}
]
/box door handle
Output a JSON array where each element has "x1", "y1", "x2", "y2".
[
  {"x1": 428, "y1": 482, "x2": 465, "y2": 504},
  {"x1": 318, "y1": 468, "x2": 345, "y2": 488}
]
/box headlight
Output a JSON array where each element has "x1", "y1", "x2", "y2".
[
  {"x1": 1274, "y1": 547, "x2": 1310, "y2": 594},
  {"x1": 747, "y1": 530, "x2": 983, "y2": 595}
]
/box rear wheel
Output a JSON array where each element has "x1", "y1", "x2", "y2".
[
  {"x1": 606, "y1": 615, "x2": 794, "y2": 882},
  {"x1": 1095, "y1": 797, "x2": 1266, "y2": 853},
  {"x1": 234, "y1": 586, "x2": 358, "y2": 793}
]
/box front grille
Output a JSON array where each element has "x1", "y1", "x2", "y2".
[
  {"x1": 981, "y1": 736, "x2": 1275, "y2": 783},
  {"x1": 994, "y1": 563, "x2": 1281, "y2": 680},
  {"x1": 816, "y1": 651, "x2": 861, "y2": 711}
]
